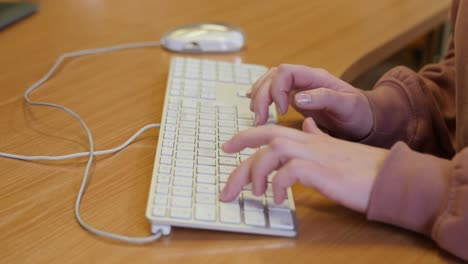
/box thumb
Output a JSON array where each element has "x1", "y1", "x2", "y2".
[
  {"x1": 302, "y1": 117, "x2": 326, "y2": 135},
  {"x1": 294, "y1": 88, "x2": 351, "y2": 116}
]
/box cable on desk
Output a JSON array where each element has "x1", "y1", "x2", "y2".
[{"x1": 0, "y1": 41, "x2": 165, "y2": 244}]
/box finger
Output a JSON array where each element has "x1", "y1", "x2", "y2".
[
  {"x1": 294, "y1": 88, "x2": 355, "y2": 118},
  {"x1": 222, "y1": 125, "x2": 309, "y2": 153},
  {"x1": 249, "y1": 67, "x2": 276, "y2": 99},
  {"x1": 249, "y1": 147, "x2": 272, "y2": 196},
  {"x1": 270, "y1": 65, "x2": 353, "y2": 112},
  {"x1": 302, "y1": 117, "x2": 326, "y2": 136},
  {"x1": 272, "y1": 159, "x2": 337, "y2": 204},
  {"x1": 252, "y1": 77, "x2": 274, "y2": 125},
  {"x1": 273, "y1": 65, "x2": 351, "y2": 93},
  {"x1": 219, "y1": 155, "x2": 255, "y2": 202},
  {"x1": 250, "y1": 138, "x2": 314, "y2": 196},
  {"x1": 249, "y1": 68, "x2": 276, "y2": 111}
]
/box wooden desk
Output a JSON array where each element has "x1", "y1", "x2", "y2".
[{"x1": 1, "y1": 0, "x2": 458, "y2": 263}]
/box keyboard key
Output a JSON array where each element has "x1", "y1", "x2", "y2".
[
  {"x1": 219, "y1": 127, "x2": 236, "y2": 135},
  {"x1": 157, "y1": 174, "x2": 171, "y2": 184},
  {"x1": 197, "y1": 157, "x2": 216, "y2": 166},
  {"x1": 197, "y1": 174, "x2": 216, "y2": 184},
  {"x1": 219, "y1": 157, "x2": 238, "y2": 166},
  {"x1": 265, "y1": 184, "x2": 274, "y2": 197},
  {"x1": 196, "y1": 193, "x2": 216, "y2": 204},
  {"x1": 170, "y1": 207, "x2": 192, "y2": 219},
  {"x1": 196, "y1": 183, "x2": 216, "y2": 194},
  {"x1": 171, "y1": 196, "x2": 192, "y2": 208},
  {"x1": 178, "y1": 135, "x2": 195, "y2": 144},
  {"x1": 172, "y1": 186, "x2": 192, "y2": 197},
  {"x1": 240, "y1": 154, "x2": 250, "y2": 162},
  {"x1": 219, "y1": 173, "x2": 230, "y2": 183},
  {"x1": 240, "y1": 148, "x2": 257, "y2": 155},
  {"x1": 176, "y1": 151, "x2": 194, "y2": 160},
  {"x1": 219, "y1": 203, "x2": 241, "y2": 224},
  {"x1": 160, "y1": 156, "x2": 172, "y2": 165},
  {"x1": 199, "y1": 141, "x2": 216, "y2": 150},
  {"x1": 177, "y1": 143, "x2": 195, "y2": 151},
  {"x1": 173, "y1": 177, "x2": 193, "y2": 187},
  {"x1": 219, "y1": 150, "x2": 236, "y2": 158},
  {"x1": 238, "y1": 119, "x2": 254, "y2": 126},
  {"x1": 268, "y1": 209, "x2": 294, "y2": 230},
  {"x1": 198, "y1": 149, "x2": 215, "y2": 158},
  {"x1": 161, "y1": 147, "x2": 174, "y2": 156},
  {"x1": 244, "y1": 210, "x2": 266, "y2": 227},
  {"x1": 180, "y1": 121, "x2": 196, "y2": 129},
  {"x1": 198, "y1": 165, "x2": 215, "y2": 175},
  {"x1": 146, "y1": 57, "x2": 297, "y2": 237},
  {"x1": 179, "y1": 128, "x2": 196, "y2": 136},
  {"x1": 218, "y1": 121, "x2": 235, "y2": 128},
  {"x1": 219, "y1": 165, "x2": 236, "y2": 174},
  {"x1": 153, "y1": 206, "x2": 167, "y2": 217},
  {"x1": 162, "y1": 139, "x2": 174, "y2": 148},
  {"x1": 153, "y1": 194, "x2": 168, "y2": 205},
  {"x1": 199, "y1": 127, "x2": 215, "y2": 134},
  {"x1": 199, "y1": 134, "x2": 216, "y2": 142},
  {"x1": 175, "y1": 159, "x2": 194, "y2": 168},
  {"x1": 243, "y1": 192, "x2": 264, "y2": 211},
  {"x1": 174, "y1": 168, "x2": 193, "y2": 178},
  {"x1": 165, "y1": 124, "x2": 177, "y2": 132},
  {"x1": 195, "y1": 204, "x2": 216, "y2": 222},
  {"x1": 156, "y1": 184, "x2": 170, "y2": 195},
  {"x1": 266, "y1": 198, "x2": 290, "y2": 210}
]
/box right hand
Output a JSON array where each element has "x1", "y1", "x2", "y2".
[
  {"x1": 220, "y1": 118, "x2": 388, "y2": 213},
  {"x1": 249, "y1": 64, "x2": 373, "y2": 141}
]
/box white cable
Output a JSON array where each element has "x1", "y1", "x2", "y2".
[
  {"x1": 0, "y1": 41, "x2": 164, "y2": 243},
  {"x1": 0, "y1": 124, "x2": 159, "y2": 161}
]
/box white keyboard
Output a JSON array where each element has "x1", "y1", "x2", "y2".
[{"x1": 145, "y1": 57, "x2": 298, "y2": 237}]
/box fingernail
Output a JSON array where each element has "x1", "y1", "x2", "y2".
[
  {"x1": 275, "y1": 104, "x2": 283, "y2": 115},
  {"x1": 296, "y1": 93, "x2": 311, "y2": 105}
]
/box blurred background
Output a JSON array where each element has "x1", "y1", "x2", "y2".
[{"x1": 353, "y1": 22, "x2": 451, "y2": 89}]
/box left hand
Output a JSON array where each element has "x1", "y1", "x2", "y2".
[{"x1": 219, "y1": 118, "x2": 388, "y2": 213}]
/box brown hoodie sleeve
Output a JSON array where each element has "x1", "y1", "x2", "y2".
[
  {"x1": 362, "y1": 0, "x2": 468, "y2": 260},
  {"x1": 360, "y1": 1, "x2": 459, "y2": 158},
  {"x1": 367, "y1": 143, "x2": 468, "y2": 260}
]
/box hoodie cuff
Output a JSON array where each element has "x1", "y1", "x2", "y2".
[
  {"x1": 360, "y1": 66, "x2": 426, "y2": 148},
  {"x1": 366, "y1": 142, "x2": 452, "y2": 235}
]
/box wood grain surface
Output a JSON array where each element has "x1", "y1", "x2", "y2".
[{"x1": 2, "y1": 0, "x2": 460, "y2": 263}]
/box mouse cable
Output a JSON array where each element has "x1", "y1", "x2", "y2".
[{"x1": 0, "y1": 41, "x2": 167, "y2": 244}]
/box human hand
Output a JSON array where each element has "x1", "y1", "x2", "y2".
[
  {"x1": 248, "y1": 64, "x2": 373, "y2": 141},
  {"x1": 219, "y1": 118, "x2": 388, "y2": 213}
]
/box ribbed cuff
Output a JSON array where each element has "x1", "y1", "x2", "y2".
[
  {"x1": 360, "y1": 66, "x2": 425, "y2": 148},
  {"x1": 367, "y1": 142, "x2": 452, "y2": 235}
]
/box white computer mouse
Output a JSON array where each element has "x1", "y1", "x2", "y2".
[{"x1": 161, "y1": 22, "x2": 245, "y2": 53}]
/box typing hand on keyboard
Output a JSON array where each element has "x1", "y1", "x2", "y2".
[{"x1": 146, "y1": 57, "x2": 297, "y2": 237}]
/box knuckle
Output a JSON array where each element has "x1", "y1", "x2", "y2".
[
  {"x1": 276, "y1": 64, "x2": 291, "y2": 75},
  {"x1": 316, "y1": 87, "x2": 330, "y2": 99},
  {"x1": 284, "y1": 159, "x2": 304, "y2": 177},
  {"x1": 286, "y1": 159, "x2": 302, "y2": 169},
  {"x1": 317, "y1": 68, "x2": 330, "y2": 77},
  {"x1": 269, "y1": 138, "x2": 288, "y2": 152}
]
